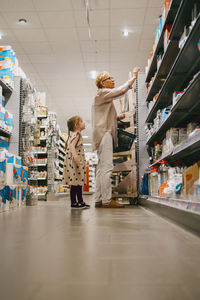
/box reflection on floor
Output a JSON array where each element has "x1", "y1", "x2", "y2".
[{"x1": 0, "y1": 195, "x2": 200, "y2": 300}]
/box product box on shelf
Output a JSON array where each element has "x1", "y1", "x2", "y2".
[
  {"x1": 0, "y1": 136, "x2": 9, "y2": 151},
  {"x1": 182, "y1": 162, "x2": 200, "y2": 196},
  {"x1": 178, "y1": 128, "x2": 187, "y2": 144},
  {"x1": 172, "y1": 91, "x2": 183, "y2": 106},
  {"x1": 162, "y1": 0, "x2": 171, "y2": 22},
  {"x1": 0, "y1": 46, "x2": 16, "y2": 89},
  {"x1": 5, "y1": 110, "x2": 13, "y2": 132},
  {"x1": 13, "y1": 164, "x2": 21, "y2": 185},
  {"x1": 0, "y1": 106, "x2": 5, "y2": 127},
  {"x1": 21, "y1": 166, "x2": 28, "y2": 185},
  {"x1": 164, "y1": 24, "x2": 172, "y2": 51},
  {"x1": 0, "y1": 86, "x2": 5, "y2": 108}
]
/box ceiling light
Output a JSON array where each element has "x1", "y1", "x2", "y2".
[
  {"x1": 19, "y1": 18, "x2": 27, "y2": 24},
  {"x1": 0, "y1": 34, "x2": 2, "y2": 40},
  {"x1": 89, "y1": 70, "x2": 98, "y2": 79},
  {"x1": 123, "y1": 30, "x2": 129, "y2": 37},
  {"x1": 83, "y1": 136, "x2": 89, "y2": 139}
]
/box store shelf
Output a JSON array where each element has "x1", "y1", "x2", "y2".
[
  {"x1": 58, "y1": 155, "x2": 64, "y2": 162},
  {"x1": 150, "y1": 132, "x2": 200, "y2": 167},
  {"x1": 31, "y1": 164, "x2": 47, "y2": 167},
  {"x1": 146, "y1": 71, "x2": 200, "y2": 146},
  {"x1": 32, "y1": 152, "x2": 47, "y2": 155},
  {"x1": 0, "y1": 79, "x2": 13, "y2": 102},
  {"x1": 142, "y1": 196, "x2": 200, "y2": 215},
  {"x1": 169, "y1": 0, "x2": 198, "y2": 41},
  {"x1": 55, "y1": 192, "x2": 69, "y2": 196},
  {"x1": 60, "y1": 135, "x2": 66, "y2": 143},
  {"x1": 146, "y1": 40, "x2": 179, "y2": 103},
  {"x1": 37, "y1": 193, "x2": 47, "y2": 197},
  {"x1": 146, "y1": 0, "x2": 181, "y2": 83},
  {"x1": 37, "y1": 115, "x2": 47, "y2": 118},
  {"x1": 0, "y1": 127, "x2": 11, "y2": 137},
  {"x1": 59, "y1": 149, "x2": 65, "y2": 156},
  {"x1": 40, "y1": 125, "x2": 47, "y2": 129},
  {"x1": 146, "y1": 14, "x2": 200, "y2": 123},
  {"x1": 29, "y1": 178, "x2": 47, "y2": 181},
  {"x1": 40, "y1": 137, "x2": 47, "y2": 140},
  {"x1": 170, "y1": 133, "x2": 200, "y2": 162}
]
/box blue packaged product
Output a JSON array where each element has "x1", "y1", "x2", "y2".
[
  {"x1": 2, "y1": 97, "x2": 5, "y2": 107},
  {"x1": 0, "y1": 46, "x2": 14, "y2": 65},
  {"x1": 15, "y1": 156, "x2": 22, "y2": 166},
  {"x1": 3, "y1": 185, "x2": 11, "y2": 202},
  {"x1": 21, "y1": 166, "x2": 28, "y2": 183},
  {"x1": 22, "y1": 188, "x2": 27, "y2": 201},
  {"x1": 0, "y1": 159, "x2": 6, "y2": 173},
  {"x1": 10, "y1": 187, "x2": 16, "y2": 201},
  {"x1": 159, "y1": 17, "x2": 162, "y2": 33},
  {"x1": 5, "y1": 153, "x2": 14, "y2": 163},
  {"x1": 13, "y1": 165, "x2": 21, "y2": 182},
  {"x1": 0, "y1": 137, "x2": 9, "y2": 151},
  {"x1": 0, "y1": 106, "x2": 5, "y2": 121},
  {"x1": 5, "y1": 110, "x2": 13, "y2": 126},
  {"x1": 0, "y1": 188, "x2": 6, "y2": 204}
]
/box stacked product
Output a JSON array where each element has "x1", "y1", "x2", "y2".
[
  {"x1": 55, "y1": 131, "x2": 69, "y2": 195},
  {"x1": 20, "y1": 79, "x2": 48, "y2": 202},
  {"x1": 0, "y1": 86, "x2": 13, "y2": 134},
  {"x1": 47, "y1": 112, "x2": 61, "y2": 197},
  {"x1": 0, "y1": 151, "x2": 28, "y2": 212},
  {"x1": 145, "y1": 0, "x2": 174, "y2": 75},
  {"x1": 84, "y1": 152, "x2": 98, "y2": 193},
  {"x1": 0, "y1": 46, "x2": 15, "y2": 89},
  {"x1": 29, "y1": 104, "x2": 48, "y2": 200}
]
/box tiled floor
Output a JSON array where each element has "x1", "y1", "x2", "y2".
[{"x1": 0, "y1": 196, "x2": 200, "y2": 300}]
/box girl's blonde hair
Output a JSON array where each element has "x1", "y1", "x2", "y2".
[{"x1": 65, "y1": 115, "x2": 82, "y2": 150}]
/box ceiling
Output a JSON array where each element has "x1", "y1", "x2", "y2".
[{"x1": 0, "y1": 0, "x2": 163, "y2": 145}]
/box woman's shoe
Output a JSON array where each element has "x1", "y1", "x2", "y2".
[
  {"x1": 95, "y1": 201, "x2": 102, "y2": 208},
  {"x1": 102, "y1": 200, "x2": 125, "y2": 208}
]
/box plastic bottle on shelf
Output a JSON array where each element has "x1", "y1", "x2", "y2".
[
  {"x1": 160, "y1": 160, "x2": 169, "y2": 185},
  {"x1": 193, "y1": 167, "x2": 200, "y2": 202},
  {"x1": 150, "y1": 167, "x2": 159, "y2": 196}
]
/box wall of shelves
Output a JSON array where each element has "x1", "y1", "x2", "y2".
[
  {"x1": 146, "y1": 12, "x2": 200, "y2": 123},
  {"x1": 140, "y1": 0, "x2": 200, "y2": 209}
]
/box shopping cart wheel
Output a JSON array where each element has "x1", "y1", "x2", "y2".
[{"x1": 129, "y1": 197, "x2": 139, "y2": 206}]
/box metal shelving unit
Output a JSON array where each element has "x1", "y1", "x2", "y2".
[
  {"x1": 146, "y1": 0, "x2": 181, "y2": 83},
  {"x1": 146, "y1": 13, "x2": 200, "y2": 123},
  {"x1": 146, "y1": 40, "x2": 179, "y2": 103},
  {"x1": 150, "y1": 132, "x2": 200, "y2": 167},
  {"x1": 169, "y1": 0, "x2": 198, "y2": 40},
  {"x1": 0, "y1": 127, "x2": 11, "y2": 137},
  {"x1": 139, "y1": 0, "x2": 200, "y2": 220},
  {"x1": 146, "y1": 71, "x2": 200, "y2": 146},
  {"x1": 0, "y1": 79, "x2": 13, "y2": 103}
]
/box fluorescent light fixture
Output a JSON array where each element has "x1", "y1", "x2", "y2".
[
  {"x1": 89, "y1": 70, "x2": 98, "y2": 79},
  {"x1": 19, "y1": 18, "x2": 27, "y2": 24},
  {"x1": 122, "y1": 30, "x2": 129, "y2": 37},
  {"x1": 83, "y1": 136, "x2": 89, "y2": 139},
  {"x1": 83, "y1": 143, "x2": 92, "y2": 146}
]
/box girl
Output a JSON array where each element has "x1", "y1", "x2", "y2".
[{"x1": 63, "y1": 116, "x2": 90, "y2": 209}]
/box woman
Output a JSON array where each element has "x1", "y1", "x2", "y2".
[{"x1": 92, "y1": 67, "x2": 140, "y2": 208}]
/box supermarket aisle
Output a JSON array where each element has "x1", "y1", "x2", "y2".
[{"x1": 0, "y1": 197, "x2": 200, "y2": 300}]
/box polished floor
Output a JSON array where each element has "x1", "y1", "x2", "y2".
[{"x1": 0, "y1": 196, "x2": 200, "y2": 300}]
